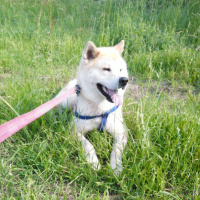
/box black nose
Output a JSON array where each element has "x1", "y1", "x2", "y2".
[{"x1": 119, "y1": 77, "x2": 128, "y2": 89}]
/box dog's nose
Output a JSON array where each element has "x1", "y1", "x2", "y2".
[{"x1": 119, "y1": 77, "x2": 128, "y2": 89}]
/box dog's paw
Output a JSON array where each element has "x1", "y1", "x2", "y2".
[
  {"x1": 112, "y1": 165, "x2": 123, "y2": 176},
  {"x1": 110, "y1": 151, "x2": 123, "y2": 176},
  {"x1": 86, "y1": 154, "x2": 101, "y2": 171},
  {"x1": 91, "y1": 162, "x2": 101, "y2": 171},
  {"x1": 111, "y1": 162, "x2": 123, "y2": 176}
]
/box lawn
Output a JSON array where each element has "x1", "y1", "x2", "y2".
[{"x1": 0, "y1": 0, "x2": 200, "y2": 199}]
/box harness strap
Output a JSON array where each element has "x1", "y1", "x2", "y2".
[{"x1": 74, "y1": 105, "x2": 119, "y2": 131}]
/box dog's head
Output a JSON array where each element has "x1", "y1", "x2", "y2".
[{"x1": 77, "y1": 41, "x2": 128, "y2": 106}]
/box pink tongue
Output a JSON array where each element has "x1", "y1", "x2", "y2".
[{"x1": 107, "y1": 89, "x2": 123, "y2": 106}]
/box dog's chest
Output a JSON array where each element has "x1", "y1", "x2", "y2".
[
  {"x1": 74, "y1": 116, "x2": 102, "y2": 133},
  {"x1": 73, "y1": 107, "x2": 122, "y2": 134}
]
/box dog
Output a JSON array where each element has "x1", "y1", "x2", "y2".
[{"x1": 55, "y1": 40, "x2": 129, "y2": 175}]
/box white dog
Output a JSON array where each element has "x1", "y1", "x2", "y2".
[{"x1": 56, "y1": 40, "x2": 129, "y2": 175}]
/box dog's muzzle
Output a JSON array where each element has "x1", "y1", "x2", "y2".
[{"x1": 118, "y1": 77, "x2": 128, "y2": 89}]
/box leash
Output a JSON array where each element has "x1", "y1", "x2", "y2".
[
  {"x1": 0, "y1": 84, "x2": 121, "y2": 143},
  {"x1": 0, "y1": 87, "x2": 75, "y2": 143}
]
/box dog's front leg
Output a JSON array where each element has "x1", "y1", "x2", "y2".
[
  {"x1": 110, "y1": 131, "x2": 127, "y2": 176},
  {"x1": 76, "y1": 132, "x2": 101, "y2": 171}
]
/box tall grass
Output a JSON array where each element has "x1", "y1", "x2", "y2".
[
  {"x1": 0, "y1": 0, "x2": 199, "y2": 86},
  {"x1": 0, "y1": 0, "x2": 200, "y2": 199}
]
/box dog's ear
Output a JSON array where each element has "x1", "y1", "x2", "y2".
[
  {"x1": 83, "y1": 41, "x2": 99, "y2": 60},
  {"x1": 114, "y1": 40, "x2": 124, "y2": 54}
]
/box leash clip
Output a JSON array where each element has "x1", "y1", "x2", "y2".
[{"x1": 75, "y1": 84, "x2": 81, "y2": 96}]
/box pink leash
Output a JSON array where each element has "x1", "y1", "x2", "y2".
[{"x1": 0, "y1": 87, "x2": 75, "y2": 143}]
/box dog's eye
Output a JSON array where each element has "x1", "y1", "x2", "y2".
[{"x1": 103, "y1": 68, "x2": 111, "y2": 72}]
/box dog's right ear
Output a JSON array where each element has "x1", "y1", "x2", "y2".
[{"x1": 83, "y1": 41, "x2": 99, "y2": 60}]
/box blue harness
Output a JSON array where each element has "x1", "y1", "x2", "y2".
[
  {"x1": 74, "y1": 105, "x2": 119, "y2": 132},
  {"x1": 74, "y1": 85, "x2": 119, "y2": 132}
]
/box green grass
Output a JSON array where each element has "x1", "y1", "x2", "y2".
[{"x1": 0, "y1": 0, "x2": 200, "y2": 199}]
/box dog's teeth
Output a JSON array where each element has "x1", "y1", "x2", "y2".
[{"x1": 103, "y1": 86, "x2": 108, "y2": 93}]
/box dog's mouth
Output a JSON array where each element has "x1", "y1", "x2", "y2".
[{"x1": 97, "y1": 83, "x2": 123, "y2": 105}]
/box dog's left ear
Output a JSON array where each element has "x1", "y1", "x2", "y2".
[
  {"x1": 83, "y1": 41, "x2": 99, "y2": 60},
  {"x1": 114, "y1": 40, "x2": 124, "y2": 54}
]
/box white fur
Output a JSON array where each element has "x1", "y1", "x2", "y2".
[{"x1": 55, "y1": 41, "x2": 128, "y2": 175}]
